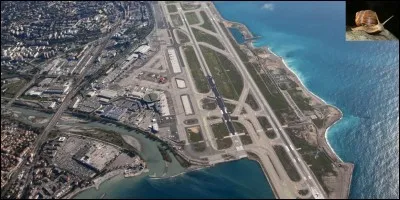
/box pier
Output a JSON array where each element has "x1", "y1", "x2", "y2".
[{"x1": 244, "y1": 35, "x2": 261, "y2": 42}]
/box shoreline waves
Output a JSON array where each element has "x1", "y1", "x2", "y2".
[
  {"x1": 210, "y1": 1, "x2": 345, "y2": 166},
  {"x1": 210, "y1": 1, "x2": 353, "y2": 198}
]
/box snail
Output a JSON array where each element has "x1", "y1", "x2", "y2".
[{"x1": 351, "y1": 10, "x2": 394, "y2": 34}]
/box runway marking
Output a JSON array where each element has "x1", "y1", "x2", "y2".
[{"x1": 236, "y1": 146, "x2": 244, "y2": 151}]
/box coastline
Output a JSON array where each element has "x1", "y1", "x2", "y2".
[
  {"x1": 64, "y1": 165, "x2": 150, "y2": 199},
  {"x1": 246, "y1": 152, "x2": 280, "y2": 199},
  {"x1": 210, "y1": 2, "x2": 353, "y2": 198},
  {"x1": 210, "y1": 0, "x2": 344, "y2": 166},
  {"x1": 272, "y1": 48, "x2": 345, "y2": 163},
  {"x1": 148, "y1": 164, "x2": 206, "y2": 180},
  {"x1": 63, "y1": 169, "x2": 125, "y2": 199}
]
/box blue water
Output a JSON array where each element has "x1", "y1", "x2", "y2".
[
  {"x1": 215, "y1": 1, "x2": 399, "y2": 199},
  {"x1": 229, "y1": 27, "x2": 245, "y2": 44},
  {"x1": 76, "y1": 159, "x2": 275, "y2": 199}
]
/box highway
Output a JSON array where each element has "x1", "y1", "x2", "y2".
[
  {"x1": 203, "y1": 3, "x2": 326, "y2": 199},
  {"x1": 4, "y1": 74, "x2": 39, "y2": 109},
  {"x1": 1, "y1": 19, "x2": 123, "y2": 199}
]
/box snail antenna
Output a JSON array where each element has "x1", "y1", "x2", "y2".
[{"x1": 382, "y1": 15, "x2": 394, "y2": 25}]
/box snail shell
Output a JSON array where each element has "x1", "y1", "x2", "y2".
[
  {"x1": 355, "y1": 10, "x2": 379, "y2": 27},
  {"x1": 351, "y1": 10, "x2": 394, "y2": 34}
]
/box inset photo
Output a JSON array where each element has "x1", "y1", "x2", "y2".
[{"x1": 346, "y1": 1, "x2": 399, "y2": 41}]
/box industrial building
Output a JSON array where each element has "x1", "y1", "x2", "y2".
[
  {"x1": 43, "y1": 85, "x2": 69, "y2": 94},
  {"x1": 71, "y1": 97, "x2": 81, "y2": 109},
  {"x1": 48, "y1": 101, "x2": 57, "y2": 109},
  {"x1": 38, "y1": 78, "x2": 53, "y2": 87},
  {"x1": 115, "y1": 99, "x2": 143, "y2": 112},
  {"x1": 73, "y1": 143, "x2": 120, "y2": 172},
  {"x1": 126, "y1": 53, "x2": 139, "y2": 61},
  {"x1": 97, "y1": 89, "x2": 118, "y2": 99},
  {"x1": 143, "y1": 92, "x2": 160, "y2": 103},
  {"x1": 129, "y1": 91, "x2": 145, "y2": 99},
  {"x1": 152, "y1": 122, "x2": 159, "y2": 133},
  {"x1": 153, "y1": 102, "x2": 161, "y2": 114},
  {"x1": 86, "y1": 91, "x2": 96, "y2": 97},
  {"x1": 25, "y1": 87, "x2": 43, "y2": 96},
  {"x1": 134, "y1": 45, "x2": 150, "y2": 54},
  {"x1": 100, "y1": 105, "x2": 127, "y2": 121}
]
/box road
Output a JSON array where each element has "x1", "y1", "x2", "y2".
[
  {"x1": 174, "y1": 3, "x2": 246, "y2": 154},
  {"x1": 281, "y1": 90, "x2": 307, "y2": 121},
  {"x1": 1, "y1": 19, "x2": 124, "y2": 198},
  {"x1": 203, "y1": 3, "x2": 326, "y2": 199},
  {"x1": 3, "y1": 74, "x2": 38, "y2": 109},
  {"x1": 176, "y1": 4, "x2": 234, "y2": 135}
]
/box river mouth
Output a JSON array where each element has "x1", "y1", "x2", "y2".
[{"x1": 8, "y1": 106, "x2": 275, "y2": 199}]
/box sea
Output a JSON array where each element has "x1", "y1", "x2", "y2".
[
  {"x1": 214, "y1": 1, "x2": 399, "y2": 199},
  {"x1": 75, "y1": 1, "x2": 399, "y2": 199}
]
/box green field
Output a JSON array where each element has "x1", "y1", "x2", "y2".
[
  {"x1": 287, "y1": 88, "x2": 313, "y2": 111},
  {"x1": 219, "y1": 22, "x2": 249, "y2": 62},
  {"x1": 170, "y1": 14, "x2": 183, "y2": 27},
  {"x1": 298, "y1": 189, "x2": 309, "y2": 196},
  {"x1": 219, "y1": 21, "x2": 292, "y2": 117},
  {"x1": 245, "y1": 63, "x2": 292, "y2": 112},
  {"x1": 75, "y1": 129, "x2": 138, "y2": 152},
  {"x1": 1, "y1": 79, "x2": 27, "y2": 98},
  {"x1": 286, "y1": 128, "x2": 336, "y2": 194},
  {"x1": 182, "y1": 46, "x2": 210, "y2": 93},
  {"x1": 200, "y1": 45, "x2": 243, "y2": 100},
  {"x1": 211, "y1": 123, "x2": 232, "y2": 150},
  {"x1": 273, "y1": 145, "x2": 302, "y2": 182},
  {"x1": 245, "y1": 92, "x2": 260, "y2": 110},
  {"x1": 265, "y1": 130, "x2": 277, "y2": 139},
  {"x1": 20, "y1": 95, "x2": 48, "y2": 102},
  {"x1": 257, "y1": 116, "x2": 271, "y2": 129},
  {"x1": 257, "y1": 116, "x2": 276, "y2": 139},
  {"x1": 277, "y1": 107, "x2": 298, "y2": 125},
  {"x1": 176, "y1": 30, "x2": 190, "y2": 44},
  {"x1": 185, "y1": 12, "x2": 200, "y2": 25},
  {"x1": 185, "y1": 125, "x2": 204, "y2": 143},
  {"x1": 181, "y1": 2, "x2": 201, "y2": 11},
  {"x1": 183, "y1": 118, "x2": 199, "y2": 125},
  {"x1": 211, "y1": 123, "x2": 230, "y2": 139},
  {"x1": 232, "y1": 122, "x2": 253, "y2": 145},
  {"x1": 201, "y1": 98, "x2": 217, "y2": 110},
  {"x1": 207, "y1": 116, "x2": 220, "y2": 120},
  {"x1": 167, "y1": 4, "x2": 178, "y2": 13},
  {"x1": 191, "y1": 142, "x2": 207, "y2": 152},
  {"x1": 232, "y1": 122, "x2": 247, "y2": 134},
  {"x1": 216, "y1": 138, "x2": 233, "y2": 150},
  {"x1": 199, "y1": 11, "x2": 216, "y2": 32},
  {"x1": 192, "y1": 27, "x2": 225, "y2": 50},
  {"x1": 239, "y1": 135, "x2": 253, "y2": 145},
  {"x1": 312, "y1": 118, "x2": 325, "y2": 129},
  {"x1": 224, "y1": 102, "x2": 236, "y2": 113}
]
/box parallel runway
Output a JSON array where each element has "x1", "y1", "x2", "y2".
[
  {"x1": 206, "y1": 75, "x2": 236, "y2": 135},
  {"x1": 203, "y1": 3, "x2": 326, "y2": 199}
]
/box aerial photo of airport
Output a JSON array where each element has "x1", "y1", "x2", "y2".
[{"x1": 1, "y1": 1, "x2": 398, "y2": 199}]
